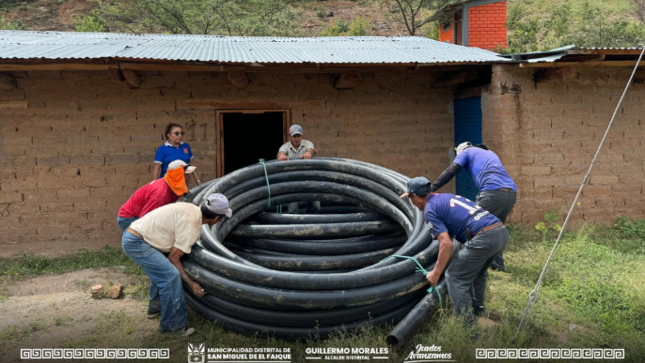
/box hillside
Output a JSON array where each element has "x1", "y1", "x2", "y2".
[
  {"x1": 1, "y1": 0, "x2": 643, "y2": 52},
  {"x1": 0, "y1": 0, "x2": 410, "y2": 36}
]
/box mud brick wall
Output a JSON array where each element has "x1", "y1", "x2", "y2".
[
  {"x1": 483, "y1": 64, "x2": 645, "y2": 226},
  {"x1": 0, "y1": 70, "x2": 454, "y2": 249}
]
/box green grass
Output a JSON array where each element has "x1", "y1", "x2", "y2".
[
  {"x1": 0, "y1": 245, "x2": 142, "y2": 277},
  {"x1": 0, "y1": 321, "x2": 49, "y2": 341},
  {"x1": 1, "y1": 221, "x2": 645, "y2": 362}
]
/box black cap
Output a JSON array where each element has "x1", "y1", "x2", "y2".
[{"x1": 406, "y1": 177, "x2": 432, "y2": 197}]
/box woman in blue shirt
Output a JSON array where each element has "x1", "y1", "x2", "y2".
[{"x1": 153, "y1": 123, "x2": 202, "y2": 185}]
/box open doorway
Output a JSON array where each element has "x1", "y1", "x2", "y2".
[{"x1": 217, "y1": 111, "x2": 289, "y2": 176}]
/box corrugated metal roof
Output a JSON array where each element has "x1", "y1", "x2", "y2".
[
  {"x1": 502, "y1": 44, "x2": 645, "y2": 63},
  {"x1": 0, "y1": 31, "x2": 510, "y2": 65}
]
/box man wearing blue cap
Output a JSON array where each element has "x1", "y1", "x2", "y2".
[
  {"x1": 430, "y1": 142, "x2": 516, "y2": 272},
  {"x1": 401, "y1": 177, "x2": 509, "y2": 320},
  {"x1": 277, "y1": 124, "x2": 320, "y2": 214}
]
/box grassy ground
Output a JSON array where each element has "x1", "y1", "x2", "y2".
[{"x1": 1, "y1": 220, "x2": 644, "y2": 362}]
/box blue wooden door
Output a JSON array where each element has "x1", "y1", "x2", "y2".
[{"x1": 454, "y1": 97, "x2": 482, "y2": 201}]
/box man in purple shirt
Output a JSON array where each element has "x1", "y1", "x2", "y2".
[
  {"x1": 401, "y1": 177, "x2": 509, "y2": 321},
  {"x1": 430, "y1": 142, "x2": 517, "y2": 272}
]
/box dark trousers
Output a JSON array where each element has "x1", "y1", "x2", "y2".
[
  {"x1": 446, "y1": 226, "x2": 510, "y2": 318},
  {"x1": 476, "y1": 189, "x2": 517, "y2": 270}
]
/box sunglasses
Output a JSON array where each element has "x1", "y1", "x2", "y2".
[{"x1": 172, "y1": 131, "x2": 185, "y2": 136}]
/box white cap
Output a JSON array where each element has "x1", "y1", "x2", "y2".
[
  {"x1": 455, "y1": 142, "x2": 473, "y2": 155},
  {"x1": 168, "y1": 160, "x2": 196, "y2": 174},
  {"x1": 206, "y1": 193, "x2": 232, "y2": 218}
]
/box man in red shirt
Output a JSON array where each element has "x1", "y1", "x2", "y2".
[{"x1": 117, "y1": 160, "x2": 196, "y2": 232}]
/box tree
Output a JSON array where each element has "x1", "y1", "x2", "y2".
[
  {"x1": 380, "y1": 0, "x2": 460, "y2": 36},
  {"x1": 628, "y1": 0, "x2": 645, "y2": 24},
  {"x1": 98, "y1": 0, "x2": 304, "y2": 36}
]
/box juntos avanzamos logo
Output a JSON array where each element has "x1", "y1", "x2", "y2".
[{"x1": 403, "y1": 344, "x2": 454, "y2": 362}]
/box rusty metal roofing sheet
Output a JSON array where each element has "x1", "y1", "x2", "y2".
[{"x1": 0, "y1": 31, "x2": 510, "y2": 64}]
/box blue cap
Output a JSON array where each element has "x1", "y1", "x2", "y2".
[
  {"x1": 406, "y1": 177, "x2": 432, "y2": 197},
  {"x1": 290, "y1": 124, "x2": 303, "y2": 136}
]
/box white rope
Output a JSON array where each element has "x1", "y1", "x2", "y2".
[{"x1": 517, "y1": 46, "x2": 645, "y2": 332}]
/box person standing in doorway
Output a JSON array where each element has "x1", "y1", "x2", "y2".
[
  {"x1": 153, "y1": 123, "x2": 203, "y2": 186},
  {"x1": 277, "y1": 124, "x2": 320, "y2": 214},
  {"x1": 429, "y1": 142, "x2": 516, "y2": 272}
]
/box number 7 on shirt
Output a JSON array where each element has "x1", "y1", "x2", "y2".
[{"x1": 449, "y1": 197, "x2": 480, "y2": 215}]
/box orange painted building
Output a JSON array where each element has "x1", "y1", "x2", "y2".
[{"x1": 438, "y1": 0, "x2": 507, "y2": 51}]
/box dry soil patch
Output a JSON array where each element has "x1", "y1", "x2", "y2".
[{"x1": 0, "y1": 267, "x2": 157, "y2": 363}]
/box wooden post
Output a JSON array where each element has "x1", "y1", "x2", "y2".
[
  {"x1": 228, "y1": 71, "x2": 249, "y2": 89},
  {"x1": 0, "y1": 73, "x2": 17, "y2": 91},
  {"x1": 122, "y1": 69, "x2": 141, "y2": 88},
  {"x1": 432, "y1": 70, "x2": 478, "y2": 88},
  {"x1": 334, "y1": 72, "x2": 361, "y2": 89}
]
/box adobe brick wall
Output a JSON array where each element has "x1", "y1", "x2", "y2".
[
  {"x1": 483, "y1": 64, "x2": 645, "y2": 226},
  {"x1": 0, "y1": 70, "x2": 455, "y2": 252},
  {"x1": 468, "y1": 1, "x2": 507, "y2": 50},
  {"x1": 439, "y1": 15, "x2": 454, "y2": 43}
]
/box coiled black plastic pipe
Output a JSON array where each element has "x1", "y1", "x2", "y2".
[{"x1": 182, "y1": 158, "x2": 455, "y2": 341}]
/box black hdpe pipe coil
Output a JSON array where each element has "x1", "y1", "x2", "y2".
[
  {"x1": 252, "y1": 211, "x2": 387, "y2": 224},
  {"x1": 386, "y1": 279, "x2": 449, "y2": 347},
  {"x1": 182, "y1": 158, "x2": 454, "y2": 342}
]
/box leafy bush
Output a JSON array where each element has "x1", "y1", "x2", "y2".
[
  {"x1": 322, "y1": 20, "x2": 350, "y2": 36},
  {"x1": 322, "y1": 17, "x2": 371, "y2": 36},
  {"x1": 314, "y1": 5, "x2": 326, "y2": 19},
  {"x1": 614, "y1": 216, "x2": 645, "y2": 240},
  {"x1": 347, "y1": 16, "x2": 371, "y2": 36},
  {"x1": 0, "y1": 16, "x2": 25, "y2": 30},
  {"x1": 535, "y1": 209, "x2": 562, "y2": 243},
  {"x1": 75, "y1": 11, "x2": 109, "y2": 32},
  {"x1": 506, "y1": 0, "x2": 645, "y2": 52}
]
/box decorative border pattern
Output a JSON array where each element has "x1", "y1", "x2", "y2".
[
  {"x1": 476, "y1": 349, "x2": 625, "y2": 360},
  {"x1": 21, "y1": 349, "x2": 170, "y2": 360}
]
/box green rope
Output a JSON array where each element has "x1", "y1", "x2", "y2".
[
  {"x1": 259, "y1": 159, "x2": 272, "y2": 208},
  {"x1": 383, "y1": 254, "x2": 442, "y2": 304}
]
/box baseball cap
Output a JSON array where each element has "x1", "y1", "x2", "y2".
[
  {"x1": 404, "y1": 177, "x2": 433, "y2": 197},
  {"x1": 168, "y1": 160, "x2": 196, "y2": 174},
  {"x1": 455, "y1": 141, "x2": 473, "y2": 155},
  {"x1": 289, "y1": 124, "x2": 303, "y2": 136},
  {"x1": 206, "y1": 193, "x2": 232, "y2": 218}
]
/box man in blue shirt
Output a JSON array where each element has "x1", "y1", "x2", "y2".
[
  {"x1": 430, "y1": 142, "x2": 516, "y2": 271},
  {"x1": 401, "y1": 177, "x2": 509, "y2": 320}
]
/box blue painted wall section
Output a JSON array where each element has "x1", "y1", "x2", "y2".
[{"x1": 454, "y1": 97, "x2": 482, "y2": 201}]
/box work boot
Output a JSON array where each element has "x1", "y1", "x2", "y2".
[{"x1": 473, "y1": 305, "x2": 485, "y2": 317}]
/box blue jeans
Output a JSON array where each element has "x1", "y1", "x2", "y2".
[
  {"x1": 117, "y1": 216, "x2": 138, "y2": 232},
  {"x1": 121, "y1": 231, "x2": 188, "y2": 331}
]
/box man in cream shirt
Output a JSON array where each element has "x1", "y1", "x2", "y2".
[
  {"x1": 122, "y1": 193, "x2": 232, "y2": 336},
  {"x1": 277, "y1": 124, "x2": 320, "y2": 214}
]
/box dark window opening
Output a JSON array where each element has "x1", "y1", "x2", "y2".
[
  {"x1": 455, "y1": 11, "x2": 463, "y2": 45},
  {"x1": 221, "y1": 112, "x2": 286, "y2": 175},
  {"x1": 442, "y1": 21, "x2": 451, "y2": 32}
]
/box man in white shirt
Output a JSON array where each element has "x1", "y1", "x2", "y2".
[
  {"x1": 277, "y1": 124, "x2": 320, "y2": 214},
  {"x1": 122, "y1": 193, "x2": 232, "y2": 336}
]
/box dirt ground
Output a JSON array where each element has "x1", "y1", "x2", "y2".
[{"x1": 0, "y1": 267, "x2": 157, "y2": 363}]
